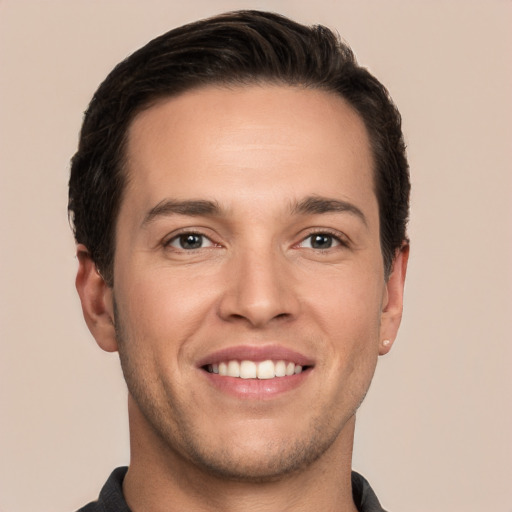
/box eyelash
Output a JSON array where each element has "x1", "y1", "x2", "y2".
[
  {"x1": 163, "y1": 228, "x2": 349, "y2": 252},
  {"x1": 164, "y1": 230, "x2": 218, "y2": 251},
  {"x1": 296, "y1": 229, "x2": 349, "y2": 251}
]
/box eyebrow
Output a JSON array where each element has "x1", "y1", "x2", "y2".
[
  {"x1": 291, "y1": 196, "x2": 367, "y2": 226},
  {"x1": 142, "y1": 195, "x2": 367, "y2": 227},
  {"x1": 142, "y1": 199, "x2": 222, "y2": 226}
]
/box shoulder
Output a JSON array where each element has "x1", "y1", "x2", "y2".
[
  {"x1": 75, "y1": 467, "x2": 130, "y2": 512},
  {"x1": 351, "y1": 471, "x2": 388, "y2": 512}
]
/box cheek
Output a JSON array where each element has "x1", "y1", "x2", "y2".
[
  {"x1": 303, "y1": 267, "x2": 383, "y2": 379},
  {"x1": 306, "y1": 268, "x2": 384, "y2": 337},
  {"x1": 115, "y1": 269, "x2": 218, "y2": 351}
]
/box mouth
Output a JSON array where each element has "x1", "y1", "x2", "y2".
[
  {"x1": 197, "y1": 345, "x2": 314, "y2": 394},
  {"x1": 202, "y1": 359, "x2": 310, "y2": 379}
]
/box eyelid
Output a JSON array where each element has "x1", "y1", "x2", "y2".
[
  {"x1": 163, "y1": 228, "x2": 219, "y2": 250},
  {"x1": 296, "y1": 228, "x2": 350, "y2": 249}
]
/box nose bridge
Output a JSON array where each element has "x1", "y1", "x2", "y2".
[{"x1": 219, "y1": 237, "x2": 297, "y2": 327}]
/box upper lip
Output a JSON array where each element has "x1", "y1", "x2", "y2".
[{"x1": 197, "y1": 345, "x2": 315, "y2": 368}]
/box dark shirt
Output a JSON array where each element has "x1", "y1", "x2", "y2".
[{"x1": 77, "y1": 466, "x2": 387, "y2": 512}]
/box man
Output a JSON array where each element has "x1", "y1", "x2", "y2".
[{"x1": 69, "y1": 10, "x2": 409, "y2": 512}]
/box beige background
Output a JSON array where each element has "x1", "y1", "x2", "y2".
[{"x1": 1, "y1": 1, "x2": 511, "y2": 511}]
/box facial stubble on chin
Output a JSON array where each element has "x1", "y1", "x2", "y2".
[{"x1": 112, "y1": 297, "x2": 362, "y2": 483}]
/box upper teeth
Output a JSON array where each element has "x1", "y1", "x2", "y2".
[{"x1": 208, "y1": 360, "x2": 303, "y2": 379}]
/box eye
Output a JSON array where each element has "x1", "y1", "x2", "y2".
[
  {"x1": 167, "y1": 233, "x2": 215, "y2": 250},
  {"x1": 299, "y1": 233, "x2": 342, "y2": 250}
]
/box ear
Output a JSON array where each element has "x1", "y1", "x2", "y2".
[
  {"x1": 75, "y1": 244, "x2": 118, "y2": 352},
  {"x1": 379, "y1": 244, "x2": 409, "y2": 356}
]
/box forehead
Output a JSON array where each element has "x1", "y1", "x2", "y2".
[{"x1": 123, "y1": 84, "x2": 375, "y2": 217}]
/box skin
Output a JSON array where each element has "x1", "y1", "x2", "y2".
[{"x1": 76, "y1": 85, "x2": 408, "y2": 512}]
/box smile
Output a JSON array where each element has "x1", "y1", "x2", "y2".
[{"x1": 205, "y1": 360, "x2": 304, "y2": 379}]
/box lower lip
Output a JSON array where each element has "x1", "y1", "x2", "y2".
[{"x1": 201, "y1": 369, "x2": 311, "y2": 399}]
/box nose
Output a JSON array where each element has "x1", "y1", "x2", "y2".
[{"x1": 218, "y1": 246, "x2": 300, "y2": 328}]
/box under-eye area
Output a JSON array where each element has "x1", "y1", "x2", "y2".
[{"x1": 202, "y1": 360, "x2": 313, "y2": 379}]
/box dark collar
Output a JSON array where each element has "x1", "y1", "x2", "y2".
[{"x1": 77, "y1": 467, "x2": 387, "y2": 512}]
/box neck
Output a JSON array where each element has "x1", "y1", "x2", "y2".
[{"x1": 123, "y1": 396, "x2": 359, "y2": 512}]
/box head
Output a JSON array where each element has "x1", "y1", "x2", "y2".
[
  {"x1": 68, "y1": 10, "x2": 409, "y2": 287},
  {"x1": 70, "y1": 10, "x2": 410, "y2": 484}
]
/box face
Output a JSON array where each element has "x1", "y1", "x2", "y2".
[{"x1": 78, "y1": 84, "x2": 406, "y2": 481}]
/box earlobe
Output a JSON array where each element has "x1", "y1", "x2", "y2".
[
  {"x1": 75, "y1": 244, "x2": 118, "y2": 353},
  {"x1": 379, "y1": 244, "x2": 409, "y2": 356}
]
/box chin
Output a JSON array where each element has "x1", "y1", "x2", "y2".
[
  {"x1": 184, "y1": 444, "x2": 322, "y2": 483},
  {"x1": 174, "y1": 416, "x2": 345, "y2": 483}
]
